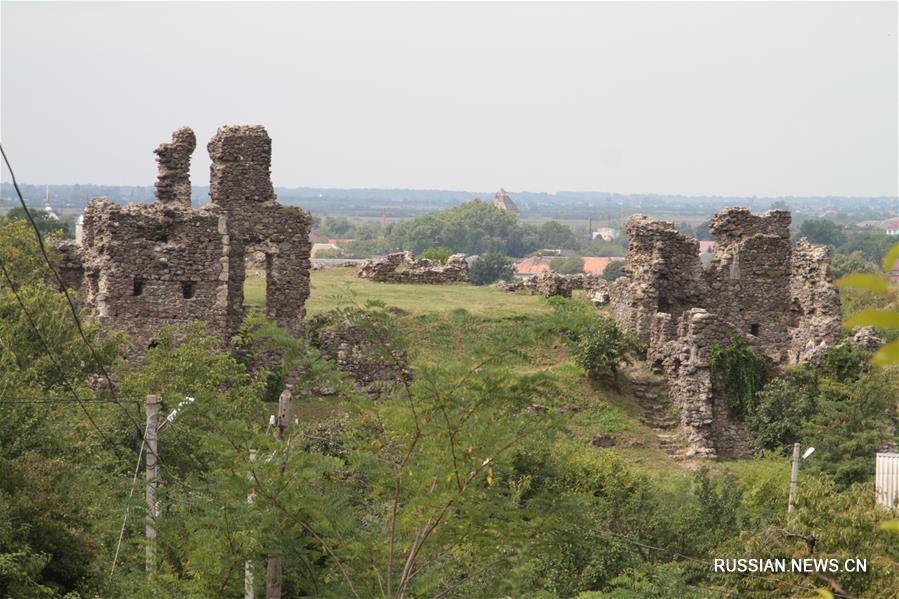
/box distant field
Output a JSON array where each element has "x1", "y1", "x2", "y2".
[{"x1": 244, "y1": 266, "x2": 560, "y2": 317}]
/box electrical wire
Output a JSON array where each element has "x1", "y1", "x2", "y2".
[
  {"x1": 0, "y1": 142, "x2": 146, "y2": 438},
  {"x1": 0, "y1": 256, "x2": 119, "y2": 449}
]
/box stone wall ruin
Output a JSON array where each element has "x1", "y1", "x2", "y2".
[
  {"x1": 56, "y1": 125, "x2": 312, "y2": 353},
  {"x1": 610, "y1": 208, "x2": 841, "y2": 458},
  {"x1": 357, "y1": 251, "x2": 469, "y2": 284}
]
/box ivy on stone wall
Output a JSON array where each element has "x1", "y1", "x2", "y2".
[{"x1": 708, "y1": 336, "x2": 769, "y2": 418}]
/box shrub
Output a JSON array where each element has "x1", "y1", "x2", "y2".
[
  {"x1": 817, "y1": 344, "x2": 871, "y2": 382},
  {"x1": 543, "y1": 302, "x2": 644, "y2": 381},
  {"x1": 745, "y1": 368, "x2": 818, "y2": 451},
  {"x1": 469, "y1": 252, "x2": 515, "y2": 286},
  {"x1": 708, "y1": 336, "x2": 769, "y2": 419},
  {"x1": 602, "y1": 260, "x2": 626, "y2": 281},
  {"x1": 418, "y1": 246, "x2": 452, "y2": 263}
]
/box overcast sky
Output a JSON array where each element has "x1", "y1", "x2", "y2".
[{"x1": 1, "y1": 1, "x2": 897, "y2": 197}]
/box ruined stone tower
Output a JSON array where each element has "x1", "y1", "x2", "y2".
[
  {"x1": 57, "y1": 126, "x2": 312, "y2": 354},
  {"x1": 610, "y1": 207, "x2": 841, "y2": 458}
]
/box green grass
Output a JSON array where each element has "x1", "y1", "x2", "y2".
[
  {"x1": 246, "y1": 266, "x2": 556, "y2": 317},
  {"x1": 250, "y1": 265, "x2": 765, "y2": 482}
]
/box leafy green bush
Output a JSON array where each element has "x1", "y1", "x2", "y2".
[
  {"x1": 817, "y1": 344, "x2": 871, "y2": 382},
  {"x1": 708, "y1": 336, "x2": 769, "y2": 418},
  {"x1": 745, "y1": 368, "x2": 818, "y2": 451},
  {"x1": 418, "y1": 246, "x2": 452, "y2": 263},
  {"x1": 802, "y1": 371, "x2": 897, "y2": 487},
  {"x1": 602, "y1": 260, "x2": 626, "y2": 281},
  {"x1": 545, "y1": 300, "x2": 643, "y2": 381},
  {"x1": 469, "y1": 252, "x2": 515, "y2": 286}
]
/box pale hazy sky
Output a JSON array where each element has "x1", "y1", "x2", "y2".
[{"x1": 1, "y1": 1, "x2": 897, "y2": 196}]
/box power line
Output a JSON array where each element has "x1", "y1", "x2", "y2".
[
  {"x1": 0, "y1": 142, "x2": 144, "y2": 437},
  {"x1": 0, "y1": 256, "x2": 119, "y2": 450},
  {"x1": 0, "y1": 398, "x2": 143, "y2": 404}
]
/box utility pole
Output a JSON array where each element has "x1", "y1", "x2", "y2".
[
  {"x1": 788, "y1": 442, "x2": 800, "y2": 513},
  {"x1": 245, "y1": 449, "x2": 258, "y2": 599},
  {"x1": 266, "y1": 389, "x2": 292, "y2": 599},
  {"x1": 146, "y1": 395, "x2": 159, "y2": 580}
]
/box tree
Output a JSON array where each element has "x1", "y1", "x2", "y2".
[
  {"x1": 802, "y1": 371, "x2": 896, "y2": 487},
  {"x1": 830, "y1": 250, "x2": 878, "y2": 279},
  {"x1": 469, "y1": 252, "x2": 515, "y2": 286},
  {"x1": 694, "y1": 220, "x2": 711, "y2": 240},
  {"x1": 835, "y1": 242, "x2": 899, "y2": 364},
  {"x1": 549, "y1": 255, "x2": 584, "y2": 274},
  {"x1": 799, "y1": 219, "x2": 846, "y2": 247},
  {"x1": 745, "y1": 368, "x2": 818, "y2": 451},
  {"x1": 389, "y1": 200, "x2": 534, "y2": 256},
  {"x1": 3, "y1": 206, "x2": 65, "y2": 236},
  {"x1": 535, "y1": 221, "x2": 582, "y2": 250},
  {"x1": 602, "y1": 260, "x2": 626, "y2": 281}
]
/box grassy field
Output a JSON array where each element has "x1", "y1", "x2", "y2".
[
  {"x1": 246, "y1": 266, "x2": 559, "y2": 317},
  {"x1": 247, "y1": 265, "x2": 764, "y2": 481}
]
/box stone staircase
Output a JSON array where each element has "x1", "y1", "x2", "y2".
[{"x1": 628, "y1": 376, "x2": 692, "y2": 461}]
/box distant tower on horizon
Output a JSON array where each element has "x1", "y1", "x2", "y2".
[
  {"x1": 492, "y1": 188, "x2": 519, "y2": 214},
  {"x1": 381, "y1": 208, "x2": 388, "y2": 228}
]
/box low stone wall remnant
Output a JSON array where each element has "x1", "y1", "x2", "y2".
[{"x1": 357, "y1": 251, "x2": 469, "y2": 283}]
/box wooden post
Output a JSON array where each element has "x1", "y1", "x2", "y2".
[
  {"x1": 146, "y1": 395, "x2": 159, "y2": 580},
  {"x1": 788, "y1": 442, "x2": 800, "y2": 513},
  {"x1": 266, "y1": 389, "x2": 291, "y2": 599},
  {"x1": 245, "y1": 449, "x2": 257, "y2": 599}
]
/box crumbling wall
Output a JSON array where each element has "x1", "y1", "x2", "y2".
[
  {"x1": 647, "y1": 309, "x2": 751, "y2": 458},
  {"x1": 500, "y1": 272, "x2": 609, "y2": 302},
  {"x1": 207, "y1": 125, "x2": 312, "y2": 337},
  {"x1": 609, "y1": 216, "x2": 706, "y2": 343},
  {"x1": 611, "y1": 207, "x2": 841, "y2": 458},
  {"x1": 786, "y1": 239, "x2": 843, "y2": 363},
  {"x1": 66, "y1": 125, "x2": 312, "y2": 354},
  {"x1": 357, "y1": 251, "x2": 468, "y2": 283},
  {"x1": 80, "y1": 198, "x2": 229, "y2": 350},
  {"x1": 317, "y1": 324, "x2": 413, "y2": 398},
  {"x1": 704, "y1": 209, "x2": 793, "y2": 359},
  {"x1": 54, "y1": 240, "x2": 85, "y2": 294},
  {"x1": 154, "y1": 127, "x2": 196, "y2": 208}
]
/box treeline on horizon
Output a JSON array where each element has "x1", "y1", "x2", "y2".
[{"x1": 3, "y1": 182, "x2": 896, "y2": 221}]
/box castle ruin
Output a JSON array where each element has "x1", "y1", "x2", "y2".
[
  {"x1": 610, "y1": 208, "x2": 841, "y2": 457},
  {"x1": 56, "y1": 125, "x2": 312, "y2": 353}
]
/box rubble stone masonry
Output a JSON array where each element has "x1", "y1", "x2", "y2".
[
  {"x1": 357, "y1": 251, "x2": 469, "y2": 284},
  {"x1": 56, "y1": 125, "x2": 312, "y2": 355},
  {"x1": 611, "y1": 208, "x2": 841, "y2": 457}
]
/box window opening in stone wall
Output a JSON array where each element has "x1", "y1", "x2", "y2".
[
  {"x1": 243, "y1": 250, "x2": 268, "y2": 310},
  {"x1": 657, "y1": 296, "x2": 671, "y2": 314},
  {"x1": 750, "y1": 323, "x2": 760, "y2": 336},
  {"x1": 133, "y1": 278, "x2": 144, "y2": 296},
  {"x1": 182, "y1": 281, "x2": 195, "y2": 299}
]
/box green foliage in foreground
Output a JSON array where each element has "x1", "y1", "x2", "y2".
[{"x1": 2, "y1": 215, "x2": 897, "y2": 598}]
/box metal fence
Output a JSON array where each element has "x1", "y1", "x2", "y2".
[{"x1": 875, "y1": 452, "x2": 899, "y2": 508}]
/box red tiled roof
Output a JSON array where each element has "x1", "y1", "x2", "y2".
[
  {"x1": 515, "y1": 256, "x2": 553, "y2": 274},
  {"x1": 515, "y1": 256, "x2": 625, "y2": 275},
  {"x1": 582, "y1": 256, "x2": 624, "y2": 275},
  {"x1": 698, "y1": 240, "x2": 716, "y2": 254}
]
